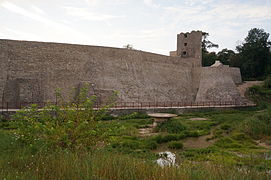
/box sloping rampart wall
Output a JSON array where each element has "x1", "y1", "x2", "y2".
[
  {"x1": 0, "y1": 39, "x2": 200, "y2": 106},
  {"x1": 195, "y1": 66, "x2": 242, "y2": 102}
]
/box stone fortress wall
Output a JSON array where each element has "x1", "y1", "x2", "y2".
[{"x1": 0, "y1": 31, "x2": 243, "y2": 107}]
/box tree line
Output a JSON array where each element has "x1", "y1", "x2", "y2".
[{"x1": 202, "y1": 28, "x2": 271, "y2": 80}]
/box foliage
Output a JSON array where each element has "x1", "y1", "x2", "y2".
[
  {"x1": 217, "y1": 48, "x2": 236, "y2": 65},
  {"x1": 110, "y1": 137, "x2": 158, "y2": 152},
  {"x1": 2, "y1": 102, "x2": 271, "y2": 179},
  {"x1": 153, "y1": 134, "x2": 180, "y2": 144},
  {"x1": 153, "y1": 130, "x2": 203, "y2": 144},
  {"x1": 202, "y1": 28, "x2": 271, "y2": 80},
  {"x1": 220, "y1": 124, "x2": 232, "y2": 131},
  {"x1": 202, "y1": 51, "x2": 217, "y2": 66},
  {"x1": 264, "y1": 76, "x2": 271, "y2": 88},
  {"x1": 247, "y1": 83, "x2": 271, "y2": 103},
  {"x1": 182, "y1": 147, "x2": 215, "y2": 159},
  {"x1": 2, "y1": 89, "x2": 271, "y2": 179},
  {"x1": 202, "y1": 32, "x2": 219, "y2": 52},
  {"x1": 214, "y1": 134, "x2": 257, "y2": 149},
  {"x1": 241, "y1": 109, "x2": 271, "y2": 139},
  {"x1": 155, "y1": 119, "x2": 186, "y2": 133},
  {"x1": 201, "y1": 32, "x2": 219, "y2": 66},
  {"x1": 234, "y1": 28, "x2": 271, "y2": 79},
  {"x1": 168, "y1": 141, "x2": 183, "y2": 149},
  {"x1": 10, "y1": 85, "x2": 116, "y2": 150},
  {"x1": 1, "y1": 148, "x2": 270, "y2": 180},
  {"x1": 118, "y1": 112, "x2": 149, "y2": 120}
]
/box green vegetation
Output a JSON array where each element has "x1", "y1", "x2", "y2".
[
  {"x1": 247, "y1": 78, "x2": 271, "y2": 103},
  {"x1": 155, "y1": 119, "x2": 186, "y2": 133},
  {"x1": 168, "y1": 141, "x2": 183, "y2": 149},
  {"x1": 1, "y1": 82, "x2": 271, "y2": 179},
  {"x1": 202, "y1": 28, "x2": 271, "y2": 80}
]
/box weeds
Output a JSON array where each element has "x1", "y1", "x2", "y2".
[
  {"x1": 155, "y1": 119, "x2": 186, "y2": 133},
  {"x1": 9, "y1": 84, "x2": 117, "y2": 150},
  {"x1": 168, "y1": 141, "x2": 183, "y2": 149}
]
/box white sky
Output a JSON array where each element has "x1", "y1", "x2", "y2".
[{"x1": 0, "y1": 0, "x2": 271, "y2": 55}]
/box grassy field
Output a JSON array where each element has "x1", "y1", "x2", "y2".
[{"x1": 1, "y1": 83, "x2": 271, "y2": 179}]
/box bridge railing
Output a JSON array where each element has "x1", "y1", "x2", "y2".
[{"x1": 0, "y1": 100, "x2": 255, "y2": 112}]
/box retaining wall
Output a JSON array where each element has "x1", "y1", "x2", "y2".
[{"x1": 0, "y1": 39, "x2": 201, "y2": 106}]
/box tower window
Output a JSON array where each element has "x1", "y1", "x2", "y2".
[
  {"x1": 184, "y1": 43, "x2": 187, "y2": 46},
  {"x1": 182, "y1": 51, "x2": 187, "y2": 55},
  {"x1": 184, "y1": 34, "x2": 188, "y2": 38}
]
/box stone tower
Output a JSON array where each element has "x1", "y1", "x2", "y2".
[
  {"x1": 170, "y1": 31, "x2": 202, "y2": 62},
  {"x1": 177, "y1": 31, "x2": 202, "y2": 59}
]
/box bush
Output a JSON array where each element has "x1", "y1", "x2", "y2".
[
  {"x1": 153, "y1": 130, "x2": 205, "y2": 144},
  {"x1": 264, "y1": 76, "x2": 271, "y2": 88},
  {"x1": 155, "y1": 119, "x2": 186, "y2": 133},
  {"x1": 168, "y1": 141, "x2": 183, "y2": 149},
  {"x1": 121, "y1": 140, "x2": 141, "y2": 150},
  {"x1": 101, "y1": 114, "x2": 115, "y2": 121},
  {"x1": 215, "y1": 137, "x2": 242, "y2": 148},
  {"x1": 182, "y1": 148, "x2": 215, "y2": 158},
  {"x1": 186, "y1": 130, "x2": 201, "y2": 137},
  {"x1": 144, "y1": 140, "x2": 158, "y2": 150},
  {"x1": 119, "y1": 112, "x2": 149, "y2": 120},
  {"x1": 220, "y1": 124, "x2": 231, "y2": 131},
  {"x1": 153, "y1": 134, "x2": 180, "y2": 144},
  {"x1": 111, "y1": 138, "x2": 157, "y2": 151},
  {"x1": 242, "y1": 109, "x2": 271, "y2": 138},
  {"x1": 10, "y1": 85, "x2": 116, "y2": 150},
  {"x1": 248, "y1": 84, "x2": 271, "y2": 103}
]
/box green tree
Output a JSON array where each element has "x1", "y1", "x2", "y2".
[
  {"x1": 202, "y1": 32, "x2": 219, "y2": 52},
  {"x1": 236, "y1": 28, "x2": 271, "y2": 79},
  {"x1": 202, "y1": 52, "x2": 217, "y2": 66},
  {"x1": 217, "y1": 48, "x2": 236, "y2": 65},
  {"x1": 202, "y1": 32, "x2": 219, "y2": 66}
]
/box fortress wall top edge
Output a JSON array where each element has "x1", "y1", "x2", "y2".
[{"x1": 0, "y1": 39, "x2": 173, "y2": 58}]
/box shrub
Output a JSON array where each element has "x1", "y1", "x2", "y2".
[
  {"x1": 153, "y1": 134, "x2": 180, "y2": 144},
  {"x1": 182, "y1": 148, "x2": 215, "y2": 158},
  {"x1": 215, "y1": 137, "x2": 243, "y2": 148},
  {"x1": 155, "y1": 119, "x2": 186, "y2": 133},
  {"x1": 110, "y1": 138, "x2": 157, "y2": 151},
  {"x1": 10, "y1": 85, "x2": 116, "y2": 150},
  {"x1": 144, "y1": 140, "x2": 158, "y2": 150},
  {"x1": 101, "y1": 114, "x2": 115, "y2": 121},
  {"x1": 264, "y1": 76, "x2": 271, "y2": 88},
  {"x1": 248, "y1": 84, "x2": 271, "y2": 103},
  {"x1": 186, "y1": 130, "x2": 201, "y2": 137},
  {"x1": 119, "y1": 112, "x2": 149, "y2": 120},
  {"x1": 241, "y1": 109, "x2": 271, "y2": 138},
  {"x1": 220, "y1": 124, "x2": 231, "y2": 131},
  {"x1": 168, "y1": 141, "x2": 183, "y2": 149},
  {"x1": 121, "y1": 140, "x2": 141, "y2": 150}
]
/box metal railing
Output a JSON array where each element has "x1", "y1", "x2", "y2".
[{"x1": 0, "y1": 101, "x2": 255, "y2": 112}]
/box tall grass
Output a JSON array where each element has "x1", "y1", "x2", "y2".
[
  {"x1": 1, "y1": 149, "x2": 270, "y2": 180},
  {"x1": 242, "y1": 108, "x2": 271, "y2": 138}
]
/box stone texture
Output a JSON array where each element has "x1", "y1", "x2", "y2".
[
  {"x1": 0, "y1": 31, "x2": 244, "y2": 107},
  {"x1": 176, "y1": 31, "x2": 202, "y2": 64},
  {"x1": 195, "y1": 66, "x2": 242, "y2": 103},
  {"x1": 0, "y1": 38, "x2": 200, "y2": 106},
  {"x1": 230, "y1": 67, "x2": 242, "y2": 84}
]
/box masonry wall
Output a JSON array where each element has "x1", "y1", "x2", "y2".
[
  {"x1": 177, "y1": 31, "x2": 202, "y2": 63},
  {"x1": 0, "y1": 39, "x2": 201, "y2": 106},
  {"x1": 230, "y1": 67, "x2": 242, "y2": 84},
  {"x1": 195, "y1": 66, "x2": 242, "y2": 102}
]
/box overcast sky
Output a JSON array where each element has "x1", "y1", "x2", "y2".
[{"x1": 0, "y1": 0, "x2": 270, "y2": 55}]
